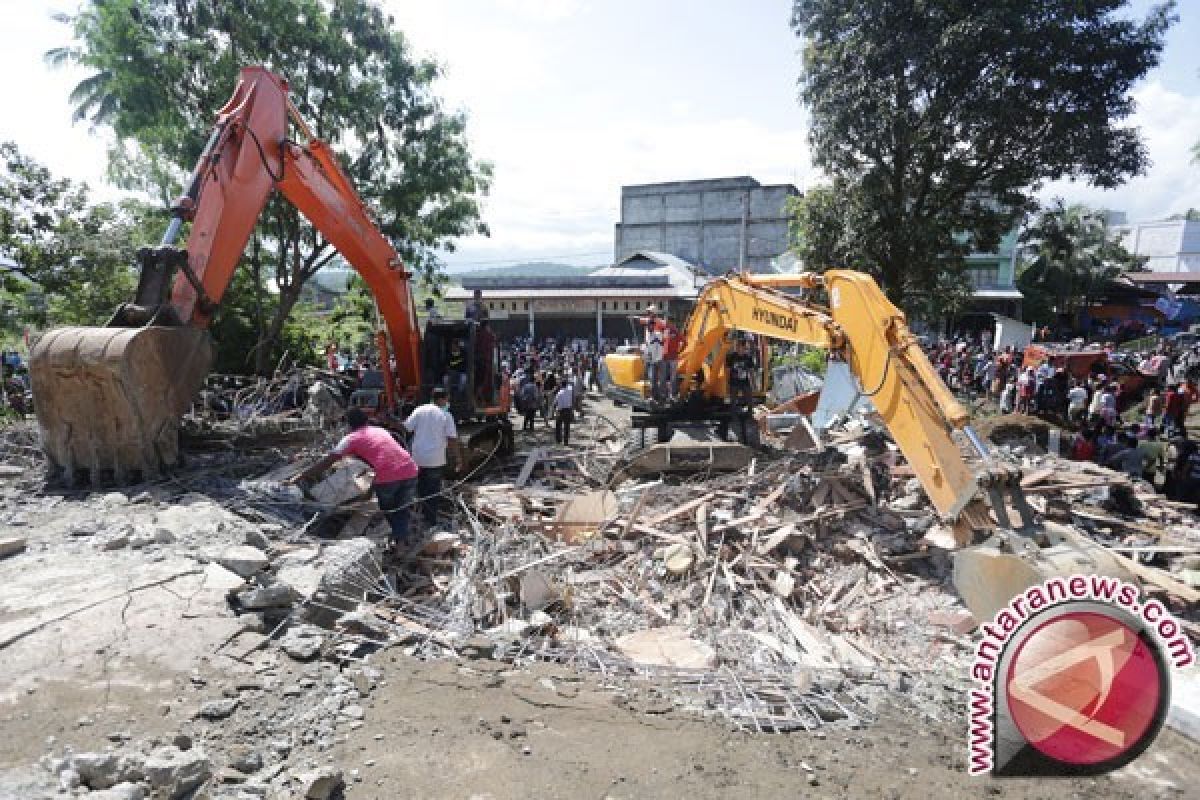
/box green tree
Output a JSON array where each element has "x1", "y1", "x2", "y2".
[
  {"x1": 52, "y1": 0, "x2": 491, "y2": 374},
  {"x1": 1016, "y1": 201, "x2": 1144, "y2": 326},
  {"x1": 790, "y1": 0, "x2": 1174, "y2": 314},
  {"x1": 0, "y1": 141, "x2": 157, "y2": 330}
]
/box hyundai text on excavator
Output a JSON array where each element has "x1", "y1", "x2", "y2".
[
  {"x1": 28, "y1": 66, "x2": 511, "y2": 485},
  {"x1": 600, "y1": 270, "x2": 1035, "y2": 537}
]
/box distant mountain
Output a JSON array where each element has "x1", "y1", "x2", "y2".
[{"x1": 450, "y1": 262, "x2": 597, "y2": 281}]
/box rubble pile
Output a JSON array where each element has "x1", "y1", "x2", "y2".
[
  {"x1": 287, "y1": 441, "x2": 976, "y2": 733},
  {"x1": 181, "y1": 369, "x2": 349, "y2": 449},
  {"x1": 3, "y1": 395, "x2": 1200, "y2": 795}
]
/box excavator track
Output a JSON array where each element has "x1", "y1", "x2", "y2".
[{"x1": 29, "y1": 326, "x2": 214, "y2": 485}]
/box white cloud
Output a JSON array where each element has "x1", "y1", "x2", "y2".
[
  {"x1": 492, "y1": 0, "x2": 584, "y2": 21},
  {"x1": 444, "y1": 113, "x2": 813, "y2": 266},
  {"x1": 1041, "y1": 81, "x2": 1200, "y2": 221}
]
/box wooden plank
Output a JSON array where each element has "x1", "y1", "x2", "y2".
[
  {"x1": 631, "y1": 523, "x2": 688, "y2": 543},
  {"x1": 622, "y1": 488, "x2": 652, "y2": 539},
  {"x1": 695, "y1": 502, "x2": 709, "y2": 549},
  {"x1": 645, "y1": 494, "x2": 712, "y2": 526},
  {"x1": 1025, "y1": 479, "x2": 1128, "y2": 494},
  {"x1": 1107, "y1": 545, "x2": 1200, "y2": 555},
  {"x1": 756, "y1": 523, "x2": 797, "y2": 555},
  {"x1": 751, "y1": 482, "x2": 789, "y2": 515},
  {"x1": 1019, "y1": 467, "x2": 1058, "y2": 488},
  {"x1": 1057, "y1": 527, "x2": 1200, "y2": 603}
]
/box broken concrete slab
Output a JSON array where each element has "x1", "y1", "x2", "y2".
[
  {"x1": 277, "y1": 564, "x2": 323, "y2": 599},
  {"x1": 196, "y1": 697, "x2": 239, "y2": 720},
  {"x1": 297, "y1": 766, "x2": 344, "y2": 800},
  {"x1": 550, "y1": 490, "x2": 618, "y2": 544},
  {"x1": 308, "y1": 460, "x2": 373, "y2": 506},
  {"x1": 71, "y1": 751, "x2": 119, "y2": 789},
  {"x1": 235, "y1": 584, "x2": 297, "y2": 610},
  {"x1": 304, "y1": 538, "x2": 380, "y2": 627},
  {"x1": 0, "y1": 536, "x2": 27, "y2": 559},
  {"x1": 279, "y1": 624, "x2": 326, "y2": 661},
  {"x1": 615, "y1": 626, "x2": 717, "y2": 669},
  {"x1": 143, "y1": 746, "x2": 211, "y2": 800},
  {"x1": 201, "y1": 563, "x2": 246, "y2": 591},
  {"x1": 86, "y1": 783, "x2": 144, "y2": 800},
  {"x1": 216, "y1": 545, "x2": 269, "y2": 578}
]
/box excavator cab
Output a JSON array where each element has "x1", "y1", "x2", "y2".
[{"x1": 420, "y1": 319, "x2": 502, "y2": 422}]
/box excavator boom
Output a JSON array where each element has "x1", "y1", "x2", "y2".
[
  {"x1": 30, "y1": 67, "x2": 422, "y2": 483},
  {"x1": 605, "y1": 270, "x2": 1011, "y2": 529}
]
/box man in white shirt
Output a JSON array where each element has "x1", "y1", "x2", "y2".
[
  {"x1": 554, "y1": 379, "x2": 575, "y2": 445},
  {"x1": 403, "y1": 388, "x2": 462, "y2": 528},
  {"x1": 1067, "y1": 382, "x2": 1089, "y2": 423}
]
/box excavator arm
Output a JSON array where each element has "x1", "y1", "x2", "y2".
[
  {"x1": 30, "y1": 67, "x2": 422, "y2": 482},
  {"x1": 608, "y1": 270, "x2": 1010, "y2": 527}
]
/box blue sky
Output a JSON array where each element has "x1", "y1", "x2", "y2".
[{"x1": 1, "y1": 0, "x2": 1198, "y2": 271}]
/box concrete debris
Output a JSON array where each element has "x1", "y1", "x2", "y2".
[
  {"x1": 236, "y1": 583, "x2": 298, "y2": 610},
  {"x1": 87, "y1": 783, "x2": 145, "y2": 800},
  {"x1": 297, "y1": 766, "x2": 345, "y2": 800},
  {"x1": 202, "y1": 562, "x2": 249, "y2": 591},
  {"x1": 71, "y1": 751, "x2": 119, "y2": 789},
  {"x1": 196, "y1": 696, "x2": 240, "y2": 720},
  {"x1": 615, "y1": 626, "x2": 717, "y2": 669},
  {"x1": 143, "y1": 746, "x2": 212, "y2": 799},
  {"x1": 216, "y1": 544, "x2": 270, "y2": 577},
  {"x1": 280, "y1": 624, "x2": 326, "y2": 661},
  {"x1": 0, "y1": 535, "x2": 27, "y2": 558},
  {"x1": 308, "y1": 460, "x2": 373, "y2": 506}
]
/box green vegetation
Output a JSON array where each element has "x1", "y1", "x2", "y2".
[
  {"x1": 1016, "y1": 201, "x2": 1145, "y2": 325},
  {"x1": 0, "y1": 141, "x2": 163, "y2": 344},
  {"x1": 48, "y1": 0, "x2": 491, "y2": 374},
  {"x1": 789, "y1": 0, "x2": 1174, "y2": 318},
  {"x1": 772, "y1": 347, "x2": 828, "y2": 377}
]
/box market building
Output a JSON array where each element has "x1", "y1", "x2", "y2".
[
  {"x1": 446, "y1": 250, "x2": 707, "y2": 342},
  {"x1": 444, "y1": 176, "x2": 802, "y2": 342}
]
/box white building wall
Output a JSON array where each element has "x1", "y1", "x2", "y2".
[{"x1": 1114, "y1": 219, "x2": 1200, "y2": 273}]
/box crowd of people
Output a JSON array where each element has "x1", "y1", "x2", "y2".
[{"x1": 924, "y1": 333, "x2": 1200, "y2": 504}]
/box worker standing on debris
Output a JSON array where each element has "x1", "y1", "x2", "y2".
[
  {"x1": 404, "y1": 387, "x2": 462, "y2": 529},
  {"x1": 725, "y1": 337, "x2": 755, "y2": 407},
  {"x1": 554, "y1": 378, "x2": 574, "y2": 445},
  {"x1": 288, "y1": 408, "x2": 418, "y2": 553},
  {"x1": 636, "y1": 305, "x2": 667, "y2": 401}
]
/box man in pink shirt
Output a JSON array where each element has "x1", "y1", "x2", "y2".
[{"x1": 290, "y1": 408, "x2": 419, "y2": 549}]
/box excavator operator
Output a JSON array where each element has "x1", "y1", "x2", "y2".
[
  {"x1": 446, "y1": 339, "x2": 468, "y2": 401},
  {"x1": 725, "y1": 337, "x2": 756, "y2": 407}
]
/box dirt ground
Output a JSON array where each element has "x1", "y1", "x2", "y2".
[
  {"x1": 2, "y1": 648, "x2": 1196, "y2": 799},
  {"x1": 1, "y1": 394, "x2": 1198, "y2": 799}
]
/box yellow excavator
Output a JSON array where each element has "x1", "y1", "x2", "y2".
[{"x1": 601, "y1": 269, "x2": 1032, "y2": 534}]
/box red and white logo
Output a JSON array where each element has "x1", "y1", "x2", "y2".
[
  {"x1": 966, "y1": 578, "x2": 1191, "y2": 777},
  {"x1": 1005, "y1": 610, "x2": 1164, "y2": 767}
]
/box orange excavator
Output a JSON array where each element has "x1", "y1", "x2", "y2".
[{"x1": 28, "y1": 66, "x2": 511, "y2": 484}]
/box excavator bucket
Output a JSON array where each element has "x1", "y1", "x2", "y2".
[{"x1": 29, "y1": 326, "x2": 214, "y2": 484}]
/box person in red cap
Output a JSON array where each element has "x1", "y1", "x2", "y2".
[{"x1": 636, "y1": 304, "x2": 668, "y2": 401}]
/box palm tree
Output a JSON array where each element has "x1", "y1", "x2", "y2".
[
  {"x1": 43, "y1": 9, "x2": 119, "y2": 128},
  {"x1": 1017, "y1": 200, "x2": 1142, "y2": 327}
]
